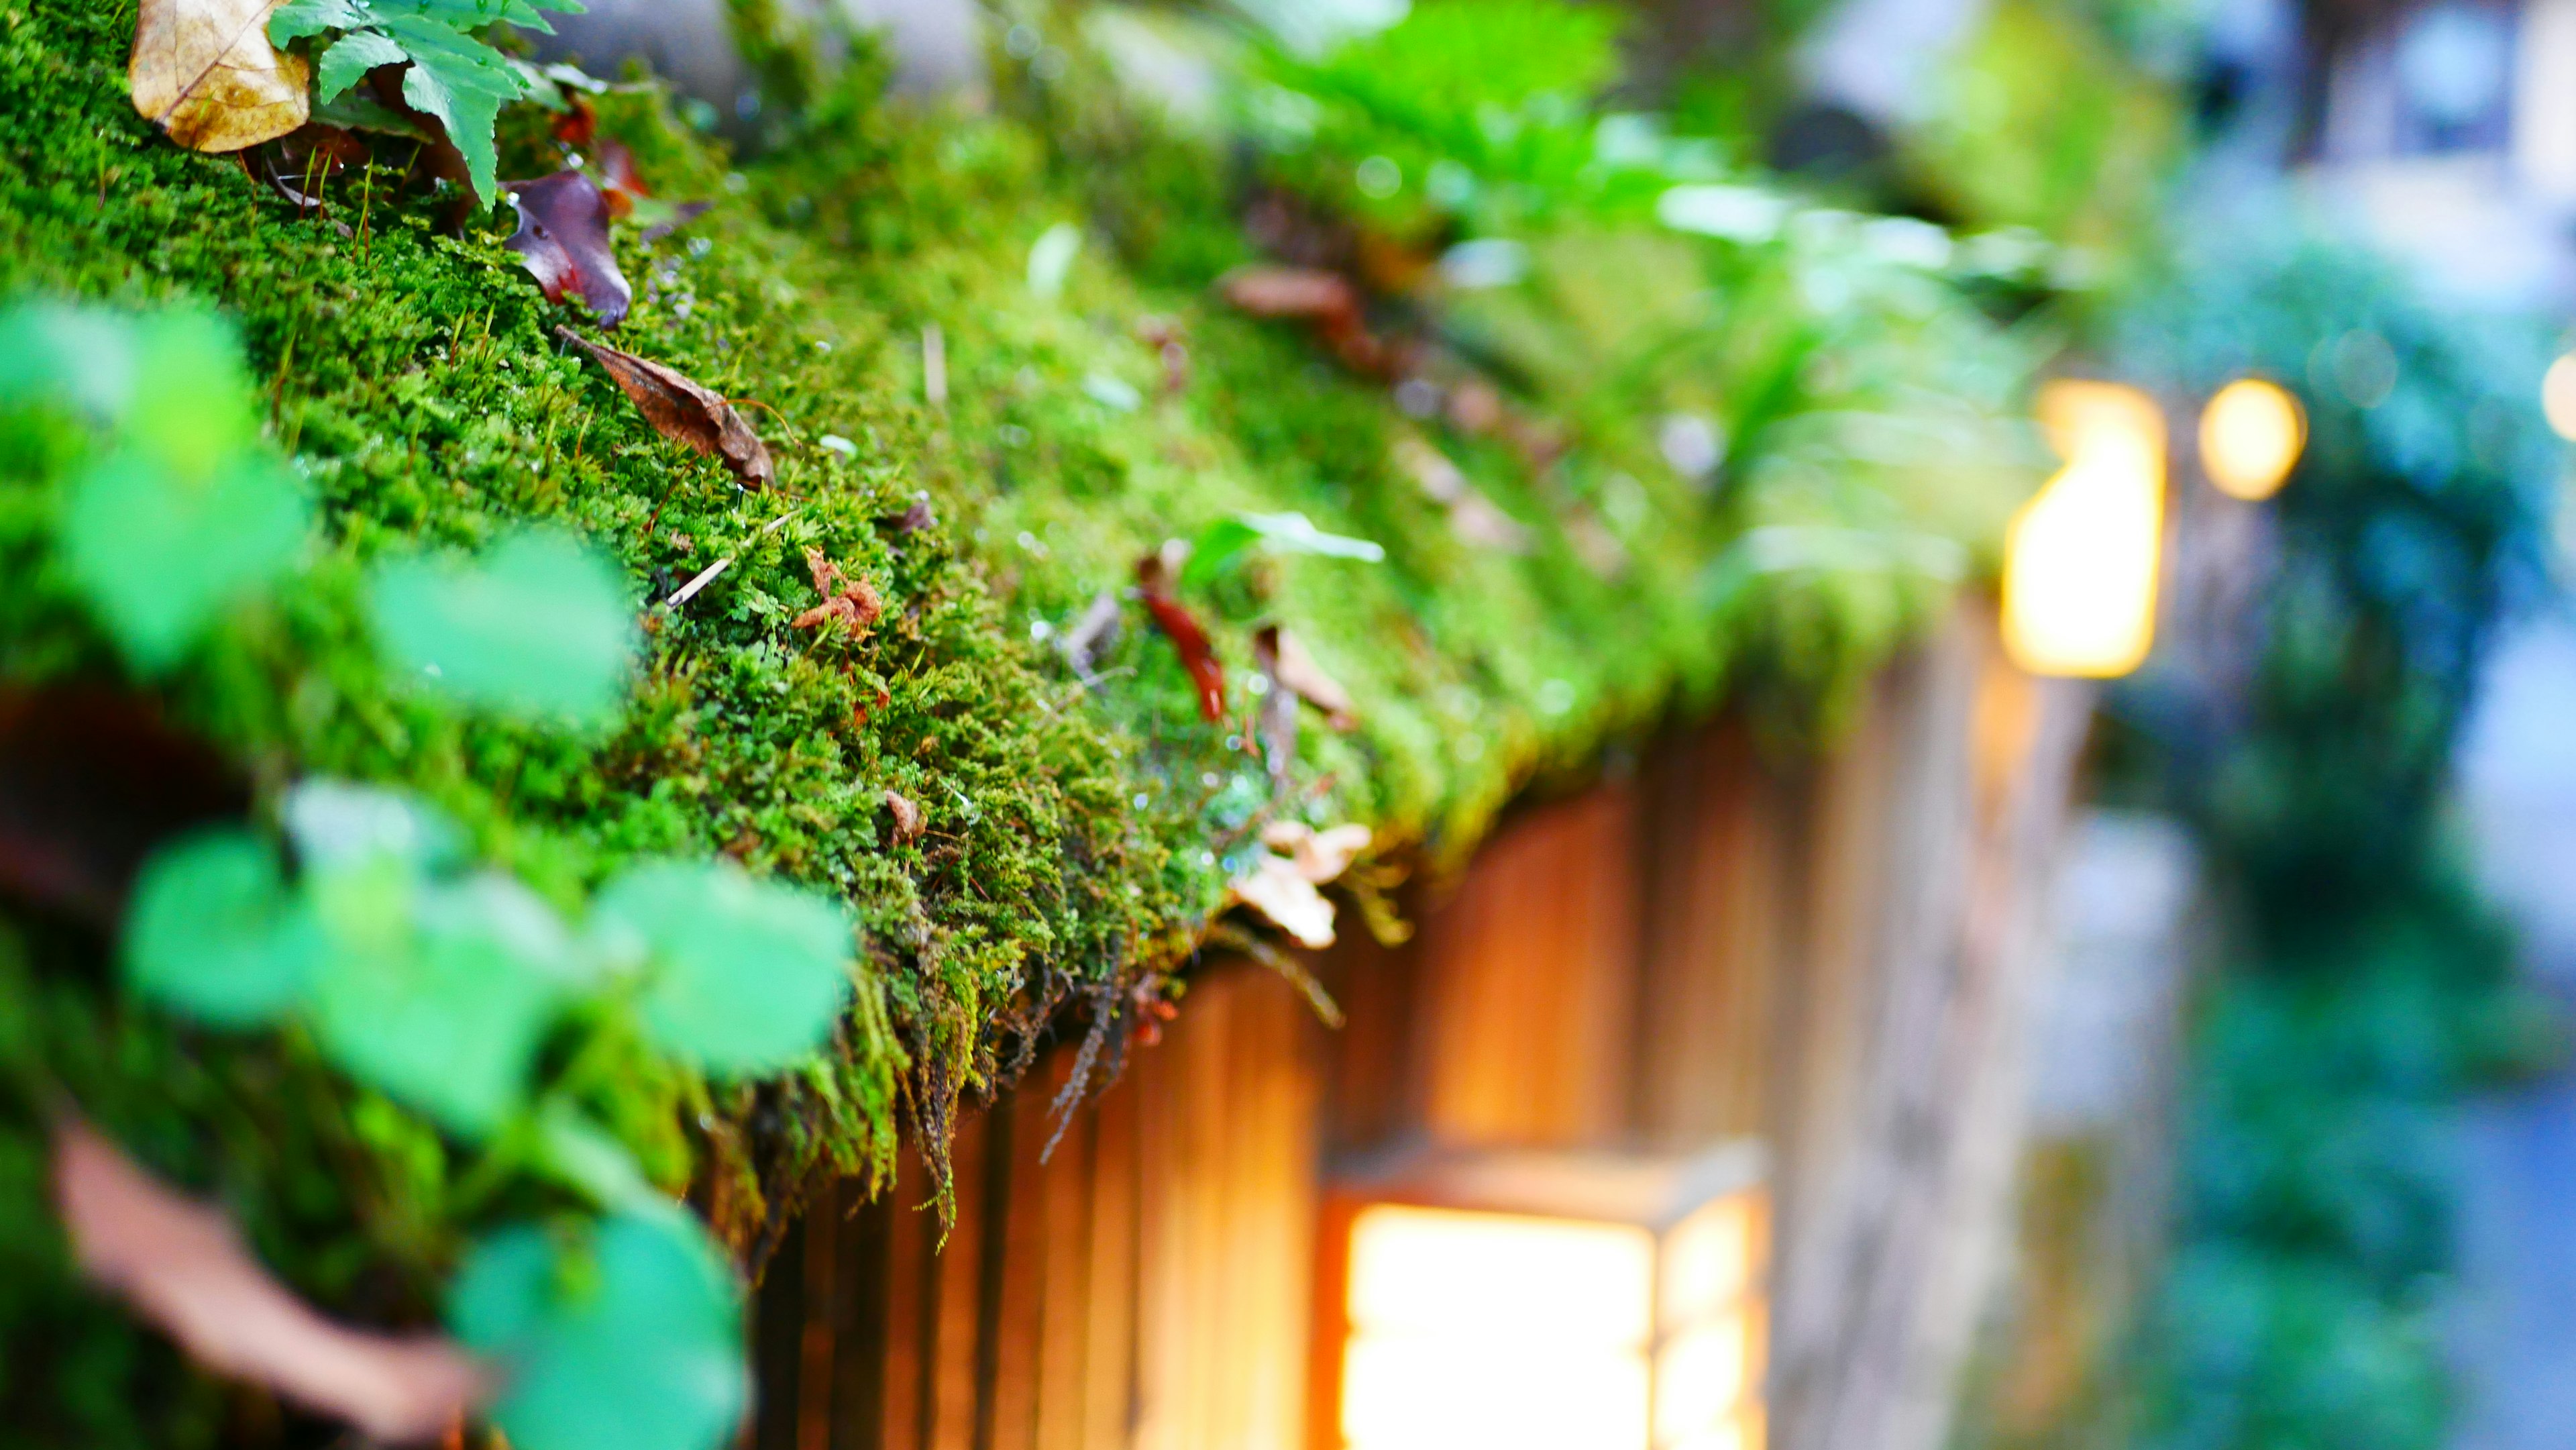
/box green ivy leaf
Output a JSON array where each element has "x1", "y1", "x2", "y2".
[
  {"x1": 592, "y1": 861, "x2": 854, "y2": 1076},
  {"x1": 123, "y1": 829, "x2": 307, "y2": 1027},
  {"x1": 30, "y1": 309, "x2": 313, "y2": 672},
  {"x1": 449, "y1": 1204, "x2": 745, "y2": 1450},
  {"x1": 302, "y1": 863, "x2": 572, "y2": 1135},
  {"x1": 368, "y1": 528, "x2": 637, "y2": 728}
]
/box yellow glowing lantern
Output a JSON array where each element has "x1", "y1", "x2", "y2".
[
  {"x1": 2000, "y1": 379, "x2": 2167, "y2": 679},
  {"x1": 2544, "y1": 354, "x2": 2576, "y2": 442},
  {"x1": 2198, "y1": 378, "x2": 2306, "y2": 500},
  {"x1": 1319, "y1": 1143, "x2": 1769, "y2": 1450}
]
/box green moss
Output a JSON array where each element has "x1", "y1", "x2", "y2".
[{"x1": 1, "y1": 0, "x2": 2039, "y2": 1434}]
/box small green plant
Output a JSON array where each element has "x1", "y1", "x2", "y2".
[
  {"x1": 270, "y1": 0, "x2": 587, "y2": 205},
  {"x1": 5, "y1": 299, "x2": 857, "y2": 1450}
]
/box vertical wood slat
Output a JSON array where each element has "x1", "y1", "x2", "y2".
[
  {"x1": 1413, "y1": 781, "x2": 1644, "y2": 1146},
  {"x1": 1633, "y1": 723, "x2": 1797, "y2": 1147}
]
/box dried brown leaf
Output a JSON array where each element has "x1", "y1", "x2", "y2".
[
  {"x1": 52, "y1": 1120, "x2": 488, "y2": 1442},
  {"x1": 1226, "y1": 854, "x2": 1338, "y2": 949},
  {"x1": 1255, "y1": 625, "x2": 1356, "y2": 729},
  {"x1": 790, "y1": 548, "x2": 883, "y2": 638},
  {"x1": 557, "y1": 327, "x2": 773, "y2": 488},
  {"x1": 884, "y1": 789, "x2": 925, "y2": 843},
  {"x1": 1258, "y1": 821, "x2": 1371, "y2": 884},
  {"x1": 130, "y1": 0, "x2": 311, "y2": 154}
]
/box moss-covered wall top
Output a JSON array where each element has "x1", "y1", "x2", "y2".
[{"x1": 0, "y1": 0, "x2": 2047, "y2": 1442}]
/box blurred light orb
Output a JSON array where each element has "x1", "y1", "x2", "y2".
[
  {"x1": 2198, "y1": 378, "x2": 2306, "y2": 500},
  {"x1": 2543, "y1": 354, "x2": 2576, "y2": 442},
  {"x1": 2002, "y1": 380, "x2": 2167, "y2": 679}
]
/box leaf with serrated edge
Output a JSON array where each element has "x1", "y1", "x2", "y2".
[{"x1": 132, "y1": 0, "x2": 312, "y2": 153}]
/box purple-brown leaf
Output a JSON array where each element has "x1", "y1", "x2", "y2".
[{"x1": 506, "y1": 171, "x2": 631, "y2": 325}]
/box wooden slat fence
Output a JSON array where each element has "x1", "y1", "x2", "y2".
[{"x1": 749, "y1": 603, "x2": 2089, "y2": 1450}]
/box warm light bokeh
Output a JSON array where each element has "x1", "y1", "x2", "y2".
[
  {"x1": 2002, "y1": 380, "x2": 2168, "y2": 679},
  {"x1": 2198, "y1": 378, "x2": 2306, "y2": 500},
  {"x1": 2545, "y1": 354, "x2": 2576, "y2": 442},
  {"x1": 1342, "y1": 1207, "x2": 1658, "y2": 1450}
]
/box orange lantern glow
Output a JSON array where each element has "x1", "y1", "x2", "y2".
[
  {"x1": 2001, "y1": 380, "x2": 2168, "y2": 679},
  {"x1": 1320, "y1": 1144, "x2": 1769, "y2": 1450}
]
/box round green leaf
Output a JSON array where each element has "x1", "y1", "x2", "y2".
[
  {"x1": 303, "y1": 865, "x2": 570, "y2": 1136},
  {"x1": 123, "y1": 828, "x2": 305, "y2": 1027},
  {"x1": 59, "y1": 448, "x2": 311, "y2": 672},
  {"x1": 593, "y1": 860, "x2": 854, "y2": 1076},
  {"x1": 450, "y1": 1204, "x2": 747, "y2": 1450},
  {"x1": 368, "y1": 528, "x2": 637, "y2": 728}
]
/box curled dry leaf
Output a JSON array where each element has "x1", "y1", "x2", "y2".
[
  {"x1": 507, "y1": 172, "x2": 631, "y2": 325},
  {"x1": 1259, "y1": 821, "x2": 1372, "y2": 885},
  {"x1": 1228, "y1": 855, "x2": 1337, "y2": 949},
  {"x1": 790, "y1": 548, "x2": 884, "y2": 638},
  {"x1": 131, "y1": 0, "x2": 311, "y2": 153},
  {"x1": 1061, "y1": 590, "x2": 1122, "y2": 681},
  {"x1": 1227, "y1": 822, "x2": 1370, "y2": 950},
  {"x1": 1134, "y1": 554, "x2": 1226, "y2": 723},
  {"x1": 550, "y1": 93, "x2": 597, "y2": 147},
  {"x1": 1216, "y1": 265, "x2": 1390, "y2": 376},
  {"x1": 52, "y1": 1119, "x2": 488, "y2": 1443},
  {"x1": 879, "y1": 494, "x2": 936, "y2": 536},
  {"x1": 556, "y1": 327, "x2": 773, "y2": 488},
  {"x1": 884, "y1": 789, "x2": 926, "y2": 843},
  {"x1": 1255, "y1": 625, "x2": 1356, "y2": 729}
]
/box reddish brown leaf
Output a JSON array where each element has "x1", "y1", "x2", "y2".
[
  {"x1": 1135, "y1": 554, "x2": 1226, "y2": 722},
  {"x1": 507, "y1": 172, "x2": 631, "y2": 325},
  {"x1": 556, "y1": 327, "x2": 774, "y2": 488},
  {"x1": 1218, "y1": 265, "x2": 1391, "y2": 376},
  {"x1": 52, "y1": 1120, "x2": 488, "y2": 1443},
  {"x1": 790, "y1": 548, "x2": 883, "y2": 638},
  {"x1": 1218, "y1": 266, "x2": 1359, "y2": 323},
  {"x1": 550, "y1": 94, "x2": 596, "y2": 148}
]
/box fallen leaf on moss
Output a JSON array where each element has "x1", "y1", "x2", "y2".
[
  {"x1": 555, "y1": 327, "x2": 773, "y2": 488},
  {"x1": 1061, "y1": 590, "x2": 1122, "y2": 682},
  {"x1": 131, "y1": 0, "x2": 312, "y2": 153},
  {"x1": 1220, "y1": 265, "x2": 1358, "y2": 323},
  {"x1": 879, "y1": 493, "x2": 935, "y2": 535},
  {"x1": 247, "y1": 122, "x2": 368, "y2": 211},
  {"x1": 592, "y1": 140, "x2": 709, "y2": 240},
  {"x1": 1260, "y1": 821, "x2": 1372, "y2": 884},
  {"x1": 53, "y1": 1119, "x2": 488, "y2": 1442},
  {"x1": 1255, "y1": 625, "x2": 1356, "y2": 729},
  {"x1": 1252, "y1": 631, "x2": 1299, "y2": 789},
  {"x1": 1228, "y1": 855, "x2": 1338, "y2": 949},
  {"x1": 791, "y1": 548, "x2": 883, "y2": 639},
  {"x1": 550, "y1": 91, "x2": 596, "y2": 146},
  {"x1": 506, "y1": 172, "x2": 630, "y2": 325},
  {"x1": 884, "y1": 790, "x2": 924, "y2": 843},
  {"x1": 1135, "y1": 553, "x2": 1225, "y2": 722},
  {"x1": 1218, "y1": 264, "x2": 1390, "y2": 374}
]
